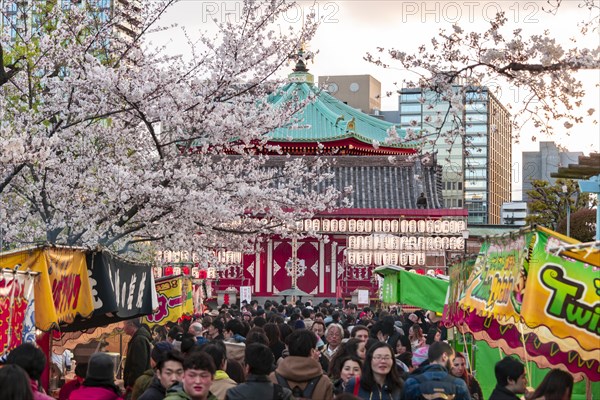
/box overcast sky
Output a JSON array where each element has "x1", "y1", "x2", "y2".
[{"x1": 154, "y1": 1, "x2": 600, "y2": 199}]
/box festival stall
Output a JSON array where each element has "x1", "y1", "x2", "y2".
[
  {"x1": 0, "y1": 246, "x2": 158, "y2": 394},
  {"x1": 143, "y1": 275, "x2": 194, "y2": 327},
  {"x1": 375, "y1": 265, "x2": 449, "y2": 313},
  {"x1": 445, "y1": 226, "x2": 600, "y2": 397}
]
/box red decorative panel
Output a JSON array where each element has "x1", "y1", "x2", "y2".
[{"x1": 272, "y1": 240, "x2": 319, "y2": 295}]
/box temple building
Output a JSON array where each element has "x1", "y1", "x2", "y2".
[{"x1": 157, "y1": 52, "x2": 468, "y2": 302}]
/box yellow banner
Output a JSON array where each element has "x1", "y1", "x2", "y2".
[
  {"x1": 520, "y1": 230, "x2": 600, "y2": 353},
  {"x1": 143, "y1": 276, "x2": 193, "y2": 326},
  {"x1": 458, "y1": 234, "x2": 528, "y2": 323},
  {"x1": 0, "y1": 247, "x2": 94, "y2": 331}
]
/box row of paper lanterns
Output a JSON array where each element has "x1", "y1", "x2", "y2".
[
  {"x1": 347, "y1": 235, "x2": 465, "y2": 251},
  {"x1": 303, "y1": 218, "x2": 466, "y2": 234}
]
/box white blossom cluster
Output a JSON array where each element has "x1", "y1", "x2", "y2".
[
  {"x1": 365, "y1": 1, "x2": 599, "y2": 151},
  {"x1": 0, "y1": 0, "x2": 342, "y2": 259}
]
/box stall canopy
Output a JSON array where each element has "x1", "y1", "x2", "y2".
[
  {"x1": 0, "y1": 246, "x2": 157, "y2": 337},
  {"x1": 65, "y1": 249, "x2": 158, "y2": 332},
  {"x1": 447, "y1": 226, "x2": 600, "y2": 382},
  {"x1": 375, "y1": 265, "x2": 449, "y2": 313}
]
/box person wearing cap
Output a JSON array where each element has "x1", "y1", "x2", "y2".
[
  {"x1": 69, "y1": 352, "x2": 123, "y2": 399},
  {"x1": 131, "y1": 341, "x2": 174, "y2": 400}
]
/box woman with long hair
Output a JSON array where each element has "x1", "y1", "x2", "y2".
[
  {"x1": 344, "y1": 342, "x2": 403, "y2": 400},
  {"x1": 425, "y1": 327, "x2": 442, "y2": 345},
  {"x1": 408, "y1": 325, "x2": 425, "y2": 349},
  {"x1": 449, "y1": 352, "x2": 483, "y2": 400},
  {"x1": 530, "y1": 369, "x2": 574, "y2": 400},
  {"x1": 331, "y1": 356, "x2": 363, "y2": 395},
  {"x1": 0, "y1": 364, "x2": 34, "y2": 400},
  {"x1": 263, "y1": 323, "x2": 286, "y2": 361}
]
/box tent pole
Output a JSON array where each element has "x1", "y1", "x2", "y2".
[{"x1": 586, "y1": 376, "x2": 591, "y2": 400}]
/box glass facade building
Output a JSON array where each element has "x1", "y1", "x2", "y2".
[{"x1": 397, "y1": 87, "x2": 511, "y2": 224}]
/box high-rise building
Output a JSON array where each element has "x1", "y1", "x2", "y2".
[
  {"x1": 501, "y1": 201, "x2": 528, "y2": 226},
  {"x1": 1, "y1": 0, "x2": 140, "y2": 42},
  {"x1": 521, "y1": 141, "x2": 583, "y2": 203},
  {"x1": 318, "y1": 75, "x2": 382, "y2": 115},
  {"x1": 395, "y1": 87, "x2": 512, "y2": 225}
]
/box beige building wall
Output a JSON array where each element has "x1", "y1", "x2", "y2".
[
  {"x1": 318, "y1": 75, "x2": 382, "y2": 114},
  {"x1": 487, "y1": 93, "x2": 512, "y2": 224}
]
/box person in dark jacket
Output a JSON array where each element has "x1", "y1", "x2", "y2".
[
  {"x1": 132, "y1": 341, "x2": 174, "y2": 400},
  {"x1": 138, "y1": 350, "x2": 184, "y2": 400},
  {"x1": 489, "y1": 356, "x2": 530, "y2": 400},
  {"x1": 123, "y1": 318, "x2": 153, "y2": 395},
  {"x1": 402, "y1": 342, "x2": 469, "y2": 400},
  {"x1": 225, "y1": 343, "x2": 293, "y2": 400}
]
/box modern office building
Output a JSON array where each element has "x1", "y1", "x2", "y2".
[
  {"x1": 521, "y1": 141, "x2": 583, "y2": 203},
  {"x1": 1, "y1": 0, "x2": 141, "y2": 41},
  {"x1": 318, "y1": 75, "x2": 382, "y2": 115},
  {"x1": 501, "y1": 201, "x2": 528, "y2": 226},
  {"x1": 395, "y1": 87, "x2": 512, "y2": 225}
]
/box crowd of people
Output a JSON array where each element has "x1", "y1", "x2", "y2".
[{"x1": 0, "y1": 298, "x2": 576, "y2": 400}]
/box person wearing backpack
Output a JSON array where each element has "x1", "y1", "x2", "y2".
[
  {"x1": 402, "y1": 341, "x2": 471, "y2": 400},
  {"x1": 270, "y1": 329, "x2": 334, "y2": 399},
  {"x1": 225, "y1": 343, "x2": 293, "y2": 400}
]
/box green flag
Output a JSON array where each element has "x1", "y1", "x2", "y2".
[{"x1": 397, "y1": 269, "x2": 449, "y2": 313}]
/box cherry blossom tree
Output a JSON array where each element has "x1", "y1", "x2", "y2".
[
  {"x1": 366, "y1": 0, "x2": 600, "y2": 154},
  {"x1": 0, "y1": 0, "x2": 343, "y2": 257}
]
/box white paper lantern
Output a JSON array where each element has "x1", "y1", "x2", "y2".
[
  {"x1": 348, "y1": 219, "x2": 356, "y2": 232},
  {"x1": 400, "y1": 220, "x2": 408, "y2": 233},
  {"x1": 426, "y1": 220, "x2": 434, "y2": 233},
  {"x1": 322, "y1": 219, "x2": 330, "y2": 232},
  {"x1": 356, "y1": 220, "x2": 364, "y2": 232},
  {"x1": 339, "y1": 219, "x2": 347, "y2": 232},
  {"x1": 442, "y1": 237, "x2": 450, "y2": 249},
  {"x1": 408, "y1": 220, "x2": 417, "y2": 233},
  {"x1": 304, "y1": 219, "x2": 312, "y2": 231},
  {"x1": 374, "y1": 220, "x2": 382, "y2": 232},
  {"x1": 408, "y1": 252, "x2": 417, "y2": 265},
  {"x1": 364, "y1": 220, "x2": 373, "y2": 232},
  {"x1": 449, "y1": 221, "x2": 457, "y2": 234},
  {"x1": 313, "y1": 219, "x2": 321, "y2": 232},
  {"x1": 391, "y1": 220, "x2": 399, "y2": 233},
  {"x1": 400, "y1": 253, "x2": 408, "y2": 266},
  {"x1": 356, "y1": 236, "x2": 364, "y2": 249},
  {"x1": 331, "y1": 219, "x2": 339, "y2": 232},
  {"x1": 383, "y1": 220, "x2": 391, "y2": 232},
  {"x1": 434, "y1": 220, "x2": 442, "y2": 233},
  {"x1": 442, "y1": 221, "x2": 450, "y2": 234},
  {"x1": 418, "y1": 220, "x2": 426, "y2": 232}
]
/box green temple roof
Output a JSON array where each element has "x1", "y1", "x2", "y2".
[{"x1": 266, "y1": 71, "x2": 414, "y2": 150}]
